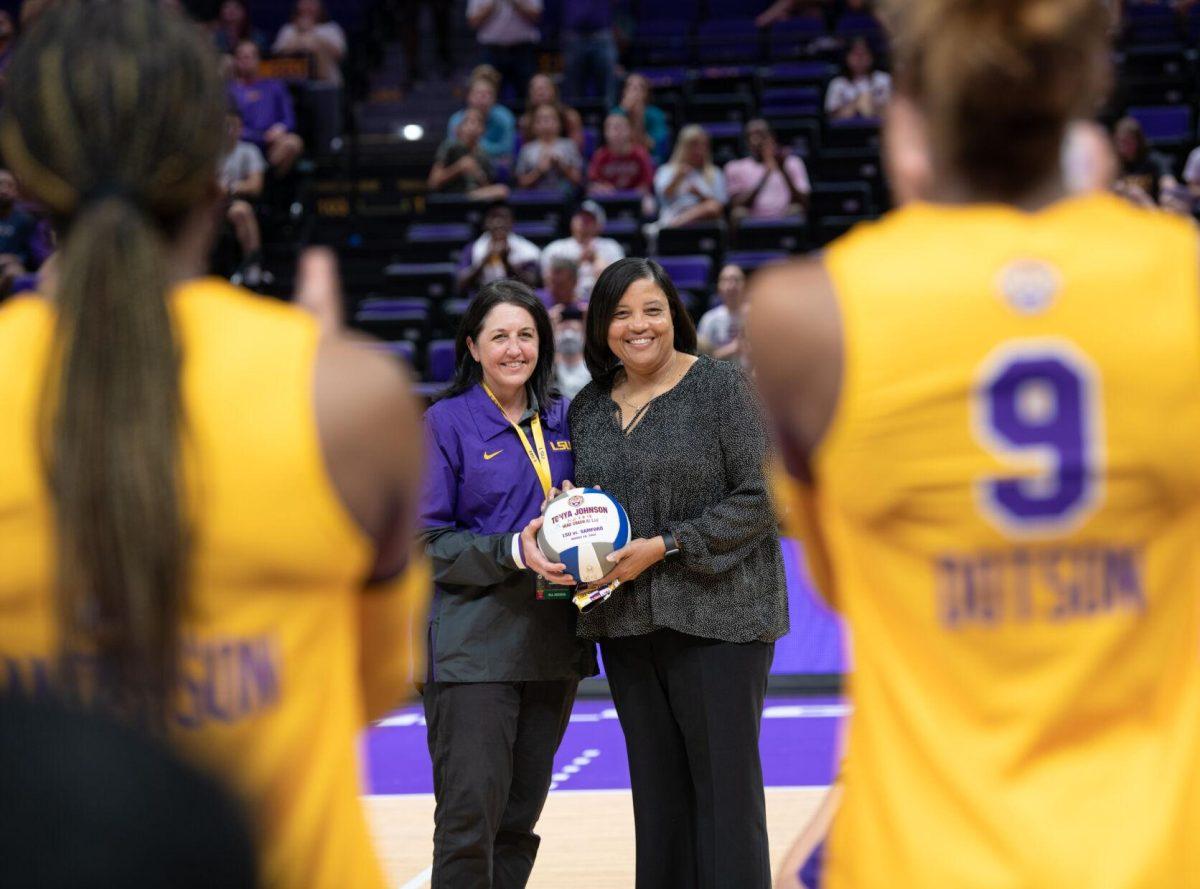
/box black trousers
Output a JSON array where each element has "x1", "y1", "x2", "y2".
[
  {"x1": 600, "y1": 629, "x2": 775, "y2": 889},
  {"x1": 423, "y1": 679, "x2": 577, "y2": 889}
]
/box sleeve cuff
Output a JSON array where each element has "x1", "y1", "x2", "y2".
[{"x1": 511, "y1": 533, "x2": 527, "y2": 570}]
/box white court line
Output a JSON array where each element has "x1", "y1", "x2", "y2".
[
  {"x1": 397, "y1": 865, "x2": 432, "y2": 889},
  {"x1": 366, "y1": 785, "x2": 831, "y2": 802},
  {"x1": 376, "y1": 704, "x2": 850, "y2": 728}
]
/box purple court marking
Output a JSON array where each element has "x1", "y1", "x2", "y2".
[{"x1": 364, "y1": 696, "x2": 845, "y2": 795}]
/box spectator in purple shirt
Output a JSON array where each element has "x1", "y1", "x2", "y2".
[
  {"x1": 562, "y1": 0, "x2": 617, "y2": 106},
  {"x1": 228, "y1": 39, "x2": 305, "y2": 176}
]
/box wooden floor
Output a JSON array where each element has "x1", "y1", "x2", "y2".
[{"x1": 365, "y1": 787, "x2": 825, "y2": 888}]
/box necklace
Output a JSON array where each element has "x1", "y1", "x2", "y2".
[{"x1": 616, "y1": 353, "x2": 683, "y2": 432}]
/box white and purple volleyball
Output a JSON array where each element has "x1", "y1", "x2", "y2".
[{"x1": 537, "y1": 488, "x2": 631, "y2": 584}]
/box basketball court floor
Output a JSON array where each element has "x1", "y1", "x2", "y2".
[{"x1": 362, "y1": 696, "x2": 845, "y2": 887}]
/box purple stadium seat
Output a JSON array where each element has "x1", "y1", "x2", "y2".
[
  {"x1": 376, "y1": 340, "x2": 416, "y2": 365},
  {"x1": 513, "y1": 220, "x2": 560, "y2": 245},
  {"x1": 381, "y1": 262, "x2": 458, "y2": 299},
  {"x1": 695, "y1": 19, "x2": 763, "y2": 64},
  {"x1": 636, "y1": 67, "x2": 690, "y2": 90},
  {"x1": 725, "y1": 250, "x2": 789, "y2": 273},
  {"x1": 1124, "y1": 5, "x2": 1180, "y2": 44},
  {"x1": 656, "y1": 221, "x2": 727, "y2": 257},
  {"x1": 763, "y1": 61, "x2": 839, "y2": 87},
  {"x1": 407, "y1": 223, "x2": 473, "y2": 244},
  {"x1": 732, "y1": 217, "x2": 807, "y2": 253},
  {"x1": 354, "y1": 304, "x2": 429, "y2": 344},
  {"x1": 1127, "y1": 105, "x2": 1192, "y2": 146},
  {"x1": 357, "y1": 297, "x2": 431, "y2": 314},
  {"x1": 834, "y1": 12, "x2": 884, "y2": 38},
  {"x1": 656, "y1": 255, "x2": 713, "y2": 291},
  {"x1": 591, "y1": 190, "x2": 645, "y2": 221},
  {"x1": 427, "y1": 339, "x2": 457, "y2": 383}
]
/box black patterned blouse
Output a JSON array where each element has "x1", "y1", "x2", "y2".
[{"x1": 567, "y1": 355, "x2": 789, "y2": 643}]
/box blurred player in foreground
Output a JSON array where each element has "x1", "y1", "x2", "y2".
[
  {"x1": 750, "y1": 0, "x2": 1200, "y2": 886},
  {"x1": 0, "y1": 3, "x2": 427, "y2": 888}
]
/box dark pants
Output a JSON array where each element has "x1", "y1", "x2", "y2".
[
  {"x1": 398, "y1": 0, "x2": 453, "y2": 80},
  {"x1": 600, "y1": 629, "x2": 774, "y2": 889},
  {"x1": 423, "y1": 679, "x2": 578, "y2": 889},
  {"x1": 481, "y1": 43, "x2": 537, "y2": 104},
  {"x1": 562, "y1": 29, "x2": 618, "y2": 106}
]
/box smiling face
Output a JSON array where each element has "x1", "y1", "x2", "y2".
[
  {"x1": 457, "y1": 108, "x2": 485, "y2": 146},
  {"x1": 604, "y1": 113, "x2": 632, "y2": 150},
  {"x1": 847, "y1": 39, "x2": 873, "y2": 77},
  {"x1": 529, "y1": 74, "x2": 556, "y2": 106},
  {"x1": 468, "y1": 80, "x2": 497, "y2": 114},
  {"x1": 532, "y1": 104, "x2": 561, "y2": 141},
  {"x1": 682, "y1": 130, "x2": 709, "y2": 167},
  {"x1": 233, "y1": 40, "x2": 260, "y2": 79},
  {"x1": 607, "y1": 277, "x2": 676, "y2": 375},
  {"x1": 468, "y1": 302, "x2": 540, "y2": 395}
]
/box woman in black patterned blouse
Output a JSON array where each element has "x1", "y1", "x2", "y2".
[{"x1": 566, "y1": 257, "x2": 788, "y2": 889}]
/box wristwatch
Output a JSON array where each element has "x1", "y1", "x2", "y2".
[{"x1": 661, "y1": 531, "x2": 681, "y2": 559}]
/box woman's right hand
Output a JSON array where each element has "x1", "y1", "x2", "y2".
[{"x1": 519, "y1": 516, "x2": 575, "y2": 586}]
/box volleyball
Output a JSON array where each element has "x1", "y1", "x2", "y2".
[{"x1": 537, "y1": 488, "x2": 631, "y2": 584}]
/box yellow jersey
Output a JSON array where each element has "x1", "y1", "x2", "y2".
[
  {"x1": 803, "y1": 194, "x2": 1200, "y2": 887},
  {"x1": 0, "y1": 279, "x2": 403, "y2": 889}
]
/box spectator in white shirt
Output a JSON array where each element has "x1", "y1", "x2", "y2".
[
  {"x1": 467, "y1": 0, "x2": 542, "y2": 102},
  {"x1": 654, "y1": 125, "x2": 727, "y2": 228},
  {"x1": 458, "y1": 202, "x2": 541, "y2": 294},
  {"x1": 272, "y1": 0, "x2": 346, "y2": 86},
  {"x1": 697, "y1": 264, "x2": 747, "y2": 363},
  {"x1": 540, "y1": 201, "x2": 624, "y2": 300},
  {"x1": 825, "y1": 37, "x2": 891, "y2": 121}
]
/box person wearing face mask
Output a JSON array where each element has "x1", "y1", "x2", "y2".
[
  {"x1": 553, "y1": 305, "x2": 590, "y2": 398},
  {"x1": 697, "y1": 263, "x2": 747, "y2": 363},
  {"x1": 565, "y1": 257, "x2": 788, "y2": 889},
  {"x1": 421, "y1": 280, "x2": 595, "y2": 889}
]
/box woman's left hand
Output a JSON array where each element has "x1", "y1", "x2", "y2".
[{"x1": 599, "y1": 536, "x2": 668, "y2": 585}]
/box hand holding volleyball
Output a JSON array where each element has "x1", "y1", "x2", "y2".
[{"x1": 536, "y1": 486, "x2": 631, "y2": 585}]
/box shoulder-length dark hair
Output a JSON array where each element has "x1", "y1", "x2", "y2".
[
  {"x1": 584, "y1": 257, "x2": 698, "y2": 379},
  {"x1": 439, "y1": 279, "x2": 559, "y2": 407}
]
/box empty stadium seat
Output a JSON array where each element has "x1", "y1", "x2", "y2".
[
  {"x1": 426, "y1": 339, "x2": 458, "y2": 383},
  {"x1": 823, "y1": 118, "x2": 882, "y2": 151},
  {"x1": 767, "y1": 17, "x2": 827, "y2": 61},
  {"x1": 732, "y1": 216, "x2": 808, "y2": 253},
  {"x1": 725, "y1": 250, "x2": 789, "y2": 273},
  {"x1": 811, "y1": 181, "x2": 875, "y2": 219},
  {"x1": 656, "y1": 221, "x2": 727, "y2": 257},
  {"x1": 694, "y1": 19, "x2": 763, "y2": 65},
  {"x1": 1127, "y1": 104, "x2": 1192, "y2": 149},
  {"x1": 815, "y1": 214, "x2": 872, "y2": 246},
  {"x1": 407, "y1": 223, "x2": 475, "y2": 264},
  {"x1": 591, "y1": 191, "x2": 645, "y2": 221},
  {"x1": 509, "y1": 190, "x2": 568, "y2": 230},
  {"x1": 656, "y1": 255, "x2": 714, "y2": 291},
  {"x1": 422, "y1": 194, "x2": 491, "y2": 226},
  {"x1": 354, "y1": 302, "x2": 430, "y2": 343},
  {"x1": 381, "y1": 263, "x2": 458, "y2": 299}
]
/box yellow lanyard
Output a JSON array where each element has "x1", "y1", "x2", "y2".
[{"x1": 481, "y1": 383, "x2": 553, "y2": 498}]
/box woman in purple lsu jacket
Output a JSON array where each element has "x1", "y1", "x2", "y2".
[{"x1": 419, "y1": 279, "x2": 596, "y2": 889}]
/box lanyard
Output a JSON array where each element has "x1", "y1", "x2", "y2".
[{"x1": 481, "y1": 383, "x2": 553, "y2": 498}]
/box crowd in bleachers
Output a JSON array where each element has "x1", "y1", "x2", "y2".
[{"x1": 2, "y1": 0, "x2": 1200, "y2": 396}]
